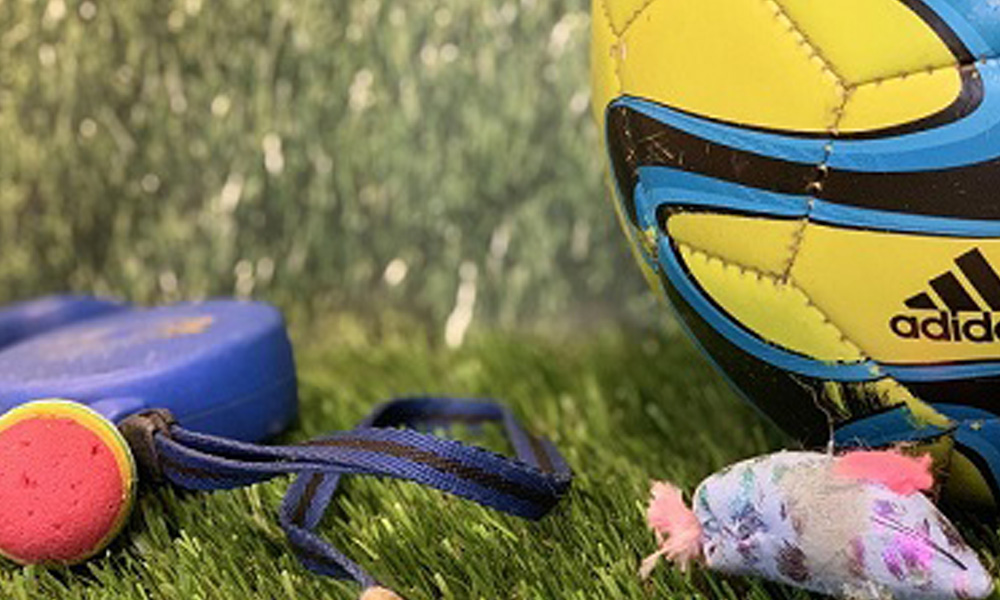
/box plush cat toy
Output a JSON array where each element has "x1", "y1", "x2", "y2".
[{"x1": 642, "y1": 450, "x2": 994, "y2": 600}]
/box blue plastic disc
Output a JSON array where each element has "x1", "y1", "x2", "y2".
[
  {"x1": 0, "y1": 295, "x2": 126, "y2": 350},
  {"x1": 0, "y1": 300, "x2": 297, "y2": 442}
]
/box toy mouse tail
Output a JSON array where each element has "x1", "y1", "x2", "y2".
[{"x1": 640, "y1": 480, "x2": 703, "y2": 577}]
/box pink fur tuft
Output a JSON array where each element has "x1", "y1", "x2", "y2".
[
  {"x1": 833, "y1": 450, "x2": 934, "y2": 495},
  {"x1": 640, "y1": 480, "x2": 703, "y2": 578}
]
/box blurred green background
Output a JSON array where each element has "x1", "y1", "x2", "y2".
[{"x1": 0, "y1": 0, "x2": 656, "y2": 340}]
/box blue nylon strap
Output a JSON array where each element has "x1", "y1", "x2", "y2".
[{"x1": 151, "y1": 397, "x2": 572, "y2": 590}]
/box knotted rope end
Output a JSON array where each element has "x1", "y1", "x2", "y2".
[{"x1": 118, "y1": 408, "x2": 176, "y2": 483}]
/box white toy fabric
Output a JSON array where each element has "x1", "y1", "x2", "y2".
[{"x1": 642, "y1": 450, "x2": 994, "y2": 600}]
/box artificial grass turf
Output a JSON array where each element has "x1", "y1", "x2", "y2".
[{"x1": 2, "y1": 325, "x2": 994, "y2": 600}]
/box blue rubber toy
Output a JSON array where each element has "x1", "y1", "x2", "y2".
[
  {"x1": 0, "y1": 295, "x2": 126, "y2": 350},
  {"x1": 0, "y1": 300, "x2": 298, "y2": 440}
]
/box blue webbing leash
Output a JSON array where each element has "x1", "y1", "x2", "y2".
[{"x1": 123, "y1": 397, "x2": 572, "y2": 592}]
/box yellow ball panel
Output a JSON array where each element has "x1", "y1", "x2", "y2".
[
  {"x1": 599, "y1": 0, "x2": 655, "y2": 36},
  {"x1": 591, "y1": 0, "x2": 622, "y2": 130},
  {"x1": 667, "y1": 212, "x2": 801, "y2": 277},
  {"x1": 839, "y1": 66, "x2": 962, "y2": 133},
  {"x1": 679, "y1": 241, "x2": 865, "y2": 362},
  {"x1": 792, "y1": 225, "x2": 1000, "y2": 364},
  {"x1": 618, "y1": 0, "x2": 844, "y2": 132},
  {"x1": 773, "y1": 0, "x2": 958, "y2": 85}
]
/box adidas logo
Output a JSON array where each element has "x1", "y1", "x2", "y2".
[{"x1": 890, "y1": 248, "x2": 1000, "y2": 342}]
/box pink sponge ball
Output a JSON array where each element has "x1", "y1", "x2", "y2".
[{"x1": 0, "y1": 400, "x2": 136, "y2": 564}]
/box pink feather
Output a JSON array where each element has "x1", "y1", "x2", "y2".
[
  {"x1": 832, "y1": 450, "x2": 934, "y2": 495},
  {"x1": 640, "y1": 480, "x2": 703, "y2": 577}
]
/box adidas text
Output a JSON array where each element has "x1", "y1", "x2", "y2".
[{"x1": 890, "y1": 311, "x2": 1000, "y2": 342}]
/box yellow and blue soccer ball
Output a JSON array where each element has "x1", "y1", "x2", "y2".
[{"x1": 592, "y1": 0, "x2": 1000, "y2": 507}]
